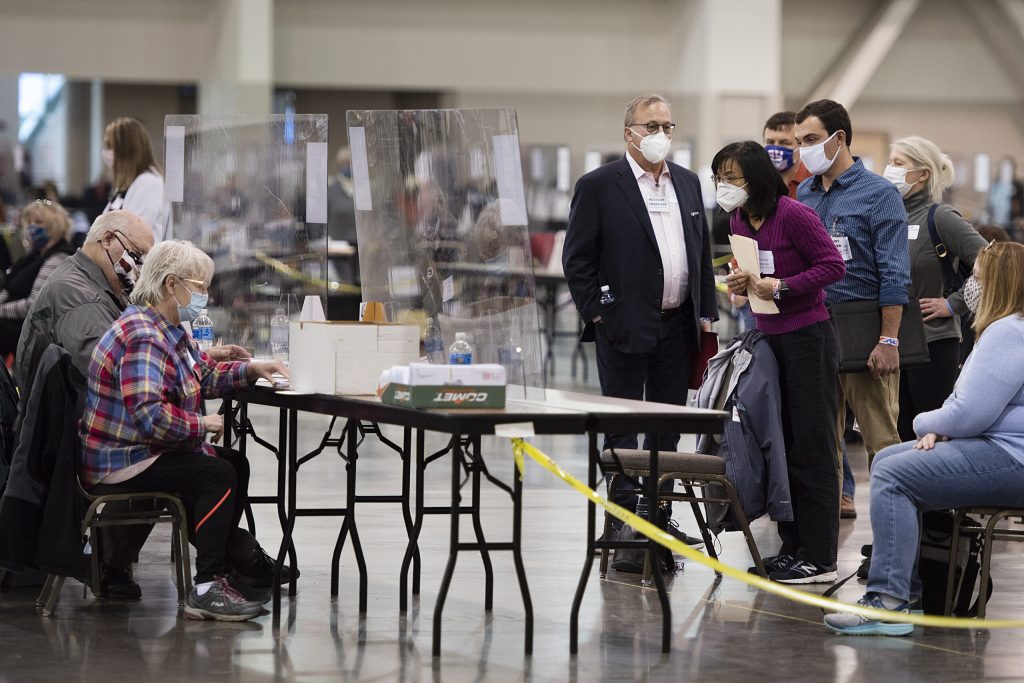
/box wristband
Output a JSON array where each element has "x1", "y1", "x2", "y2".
[
  {"x1": 771, "y1": 279, "x2": 780, "y2": 300},
  {"x1": 878, "y1": 336, "x2": 899, "y2": 347}
]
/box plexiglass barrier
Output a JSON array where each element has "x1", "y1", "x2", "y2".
[
  {"x1": 164, "y1": 115, "x2": 329, "y2": 356},
  {"x1": 346, "y1": 108, "x2": 546, "y2": 400}
]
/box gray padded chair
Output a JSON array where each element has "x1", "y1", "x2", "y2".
[
  {"x1": 944, "y1": 507, "x2": 1024, "y2": 618},
  {"x1": 37, "y1": 482, "x2": 192, "y2": 616},
  {"x1": 599, "y1": 449, "x2": 767, "y2": 585}
]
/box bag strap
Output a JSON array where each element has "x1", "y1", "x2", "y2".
[
  {"x1": 820, "y1": 564, "x2": 863, "y2": 613},
  {"x1": 925, "y1": 203, "x2": 959, "y2": 294}
]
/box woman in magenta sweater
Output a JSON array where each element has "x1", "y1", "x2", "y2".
[{"x1": 718, "y1": 141, "x2": 847, "y2": 584}]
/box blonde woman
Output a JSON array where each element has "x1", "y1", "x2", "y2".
[
  {"x1": 0, "y1": 199, "x2": 75, "y2": 354},
  {"x1": 102, "y1": 117, "x2": 169, "y2": 241},
  {"x1": 826, "y1": 241, "x2": 1024, "y2": 635},
  {"x1": 883, "y1": 136, "x2": 987, "y2": 442}
]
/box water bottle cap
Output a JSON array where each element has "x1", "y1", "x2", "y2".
[
  {"x1": 600, "y1": 285, "x2": 610, "y2": 291},
  {"x1": 455, "y1": 332, "x2": 466, "y2": 340}
]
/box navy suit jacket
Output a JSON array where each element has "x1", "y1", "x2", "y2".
[{"x1": 562, "y1": 155, "x2": 718, "y2": 355}]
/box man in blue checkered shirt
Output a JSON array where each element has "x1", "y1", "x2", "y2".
[{"x1": 768, "y1": 99, "x2": 910, "y2": 584}]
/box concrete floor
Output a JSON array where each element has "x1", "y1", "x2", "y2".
[{"x1": 2, "y1": 329, "x2": 1023, "y2": 682}]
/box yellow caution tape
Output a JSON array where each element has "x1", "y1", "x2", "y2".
[
  {"x1": 253, "y1": 251, "x2": 362, "y2": 295},
  {"x1": 712, "y1": 253, "x2": 734, "y2": 268},
  {"x1": 511, "y1": 437, "x2": 1024, "y2": 629}
]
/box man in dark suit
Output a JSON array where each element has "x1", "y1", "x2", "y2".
[{"x1": 562, "y1": 94, "x2": 718, "y2": 537}]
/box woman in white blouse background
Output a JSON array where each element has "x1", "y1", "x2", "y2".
[{"x1": 102, "y1": 117, "x2": 169, "y2": 242}]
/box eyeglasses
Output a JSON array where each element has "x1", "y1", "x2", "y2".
[
  {"x1": 712, "y1": 174, "x2": 745, "y2": 186},
  {"x1": 113, "y1": 231, "x2": 145, "y2": 262},
  {"x1": 629, "y1": 122, "x2": 676, "y2": 135},
  {"x1": 179, "y1": 276, "x2": 209, "y2": 293}
]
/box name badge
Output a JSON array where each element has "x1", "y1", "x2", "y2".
[
  {"x1": 831, "y1": 235, "x2": 853, "y2": 262},
  {"x1": 908, "y1": 224, "x2": 920, "y2": 240},
  {"x1": 646, "y1": 195, "x2": 670, "y2": 213},
  {"x1": 758, "y1": 249, "x2": 775, "y2": 275}
]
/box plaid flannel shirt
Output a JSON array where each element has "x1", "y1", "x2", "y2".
[{"x1": 79, "y1": 304, "x2": 250, "y2": 488}]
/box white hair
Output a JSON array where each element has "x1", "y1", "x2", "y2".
[
  {"x1": 891, "y1": 135, "x2": 956, "y2": 204},
  {"x1": 86, "y1": 211, "x2": 142, "y2": 242},
  {"x1": 129, "y1": 240, "x2": 214, "y2": 307}
]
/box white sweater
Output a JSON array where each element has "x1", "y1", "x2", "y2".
[{"x1": 104, "y1": 169, "x2": 170, "y2": 241}]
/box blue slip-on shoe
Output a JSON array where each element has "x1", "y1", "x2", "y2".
[{"x1": 824, "y1": 592, "x2": 914, "y2": 636}]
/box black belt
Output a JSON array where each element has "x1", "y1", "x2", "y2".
[{"x1": 660, "y1": 307, "x2": 682, "y2": 319}]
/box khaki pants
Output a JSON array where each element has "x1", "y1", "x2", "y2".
[{"x1": 836, "y1": 371, "x2": 902, "y2": 483}]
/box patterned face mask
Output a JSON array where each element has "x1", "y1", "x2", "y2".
[{"x1": 963, "y1": 275, "x2": 982, "y2": 314}]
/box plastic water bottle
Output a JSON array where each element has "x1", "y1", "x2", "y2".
[
  {"x1": 192, "y1": 309, "x2": 214, "y2": 351},
  {"x1": 424, "y1": 317, "x2": 446, "y2": 364},
  {"x1": 270, "y1": 308, "x2": 290, "y2": 362},
  {"x1": 448, "y1": 332, "x2": 473, "y2": 365},
  {"x1": 498, "y1": 338, "x2": 524, "y2": 384},
  {"x1": 600, "y1": 285, "x2": 615, "y2": 306}
]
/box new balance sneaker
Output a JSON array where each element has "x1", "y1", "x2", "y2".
[
  {"x1": 748, "y1": 553, "x2": 795, "y2": 575},
  {"x1": 824, "y1": 592, "x2": 914, "y2": 636},
  {"x1": 666, "y1": 519, "x2": 705, "y2": 550},
  {"x1": 769, "y1": 559, "x2": 839, "y2": 584},
  {"x1": 183, "y1": 576, "x2": 264, "y2": 621}
]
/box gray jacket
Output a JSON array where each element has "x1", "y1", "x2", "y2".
[
  {"x1": 692, "y1": 330, "x2": 791, "y2": 532},
  {"x1": 905, "y1": 191, "x2": 987, "y2": 343},
  {"x1": 14, "y1": 250, "x2": 124, "y2": 395}
]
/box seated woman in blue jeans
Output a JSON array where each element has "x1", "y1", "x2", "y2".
[{"x1": 826, "y1": 240, "x2": 1024, "y2": 635}]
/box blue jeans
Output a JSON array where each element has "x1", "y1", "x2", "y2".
[
  {"x1": 842, "y1": 442, "x2": 855, "y2": 498},
  {"x1": 867, "y1": 438, "x2": 1024, "y2": 602}
]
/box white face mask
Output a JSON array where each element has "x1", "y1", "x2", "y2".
[
  {"x1": 102, "y1": 148, "x2": 115, "y2": 170},
  {"x1": 715, "y1": 182, "x2": 749, "y2": 212},
  {"x1": 883, "y1": 164, "x2": 920, "y2": 197},
  {"x1": 631, "y1": 129, "x2": 671, "y2": 165},
  {"x1": 800, "y1": 131, "x2": 840, "y2": 176},
  {"x1": 963, "y1": 275, "x2": 982, "y2": 314}
]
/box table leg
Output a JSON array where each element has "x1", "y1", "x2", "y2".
[
  {"x1": 570, "y1": 431, "x2": 598, "y2": 654},
  {"x1": 511, "y1": 450, "x2": 534, "y2": 655},
  {"x1": 399, "y1": 427, "x2": 416, "y2": 600},
  {"x1": 330, "y1": 419, "x2": 350, "y2": 599},
  {"x1": 648, "y1": 441, "x2": 671, "y2": 653},
  {"x1": 237, "y1": 401, "x2": 257, "y2": 536},
  {"x1": 469, "y1": 436, "x2": 494, "y2": 611},
  {"x1": 339, "y1": 418, "x2": 368, "y2": 613},
  {"x1": 273, "y1": 408, "x2": 298, "y2": 620},
  {"x1": 399, "y1": 429, "x2": 425, "y2": 612},
  {"x1": 432, "y1": 432, "x2": 463, "y2": 657}
]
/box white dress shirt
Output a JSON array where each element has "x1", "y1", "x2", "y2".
[{"x1": 625, "y1": 152, "x2": 689, "y2": 309}]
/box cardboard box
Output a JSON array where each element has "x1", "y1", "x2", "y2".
[
  {"x1": 408, "y1": 362, "x2": 452, "y2": 385},
  {"x1": 290, "y1": 321, "x2": 419, "y2": 395},
  {"x1": 380, "y1": 383, "x2": 506, "y2": 409},
  {"x1": 449, "y1": 364, "x2": 506, "y2": 386}
]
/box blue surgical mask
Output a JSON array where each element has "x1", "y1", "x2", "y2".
[
  {"x1": 173, "y1": 279, "x2": 209, "y2": 323},
  {"x1": 765, "y1": 145, "x2": 795, "y2": 172},
  {"x1": 27, "y1": 224, "x2": 49, "y2": 250}
]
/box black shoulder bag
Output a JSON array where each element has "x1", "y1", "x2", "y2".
[{"x1": 925, "y1": 204, "x2": 973, "y2": 296}]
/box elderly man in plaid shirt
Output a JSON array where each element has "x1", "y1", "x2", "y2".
[{"x1": 81, "y1": 240, "x2": 289, "y2": 621}]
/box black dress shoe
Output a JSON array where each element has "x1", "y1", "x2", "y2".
[
  {"x1": 666, "y1": 519, "x2": 705, "y2": 550},
  {"x1": 99, "y1": 567, "x2": 142, "y2": 599},
  {"x1": 230, "y1": 546, "x2": 299, "y2": 589}
]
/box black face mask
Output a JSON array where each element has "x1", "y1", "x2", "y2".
[{"x1": 106, "y1": 233, "x2": 143, "y2": 294}]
